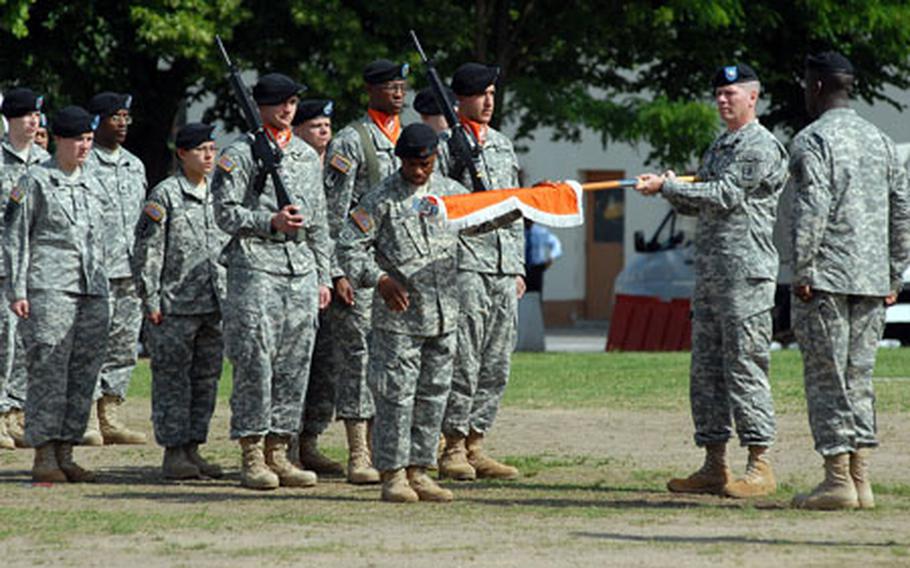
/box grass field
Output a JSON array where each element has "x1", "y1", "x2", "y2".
[{"x1": 2, "y1": 349, "x2": 909, "y2": 566}]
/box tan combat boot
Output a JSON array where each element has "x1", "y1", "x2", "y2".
[
  {"x1": 55, "y1": 442, "x2": 96, "y2": 482},
  {"x1": 162, "y1": 447, "x2": 201, "y2": 480},
  {"x1": 850, "y1": 449, "x2": 874, "y2": 509},
  {"x1": 380, "y1": 469, "x2": 419, "y2": 503},
  {"x1": 299, "y1": 434, "x2": 344, "y2": 476},
  {"x1": 7, "y1": 408, "x2": 29, "y2": 448},
  {"x1": 32, "y1": 442, "x2": 67, "y2": 483},
  {"x1": 724, "y1": 445, "x2": 777, "y2": 498},
  {"x1": 81, "y1": 403, "x2": 103, "y2": 446},
  {"x1": 265, "y1": 434, "x2": 317, "y2": 487},
  {"x1": 792, "y1": 453, "x2": 859, "y2": 510},
  {"x1": 0, "y1": 413, "x2": 14, "y2": 450},
  {"x1": 438, "y1": 434, "x2": 476, "y2": 480},
  {"x1": 407, "y1": 466, "x2": 454, "y2": 502},
  {"x1": 466, "y1": 431, "x2": 518, "y2": 480},
  {"x1": 185, "y1": 443, "x2": 223, "y2": 478},
  {"x1": 667, "y1": 443, "x2": 731, "y2": 495},
  {"x1": 239, "y1": 436, "x2": 279, "y2": 490},
  {"x1": 98, "y1": 395, "x2": 147, "y2": 445},
  {"x1": 344, "y1": 420, "x2": 380, "y2": 484}
]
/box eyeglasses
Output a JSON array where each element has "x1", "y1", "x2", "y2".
[
  {"x1": 379, "y1": 83, "x2": 407, "y2": 94},
  {"x1": 109, "y1": 114, "x2": 133, "y2": 125}
]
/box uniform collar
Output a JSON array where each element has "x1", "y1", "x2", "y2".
[
  {"x1": 93, "y1": 144, "x2": 123, "y2": 165},
  {"x1": 2, "y1": 135, "x2": 35, "y2": 164},
  {"x1": 177, "y1": 171, "x2": 208, "y2": 201},
  {"x1": 46, "y1": 159, "x2": 86, "y2": 185}
]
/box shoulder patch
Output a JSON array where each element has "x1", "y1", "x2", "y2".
[
  {"x1": 218, "y1": 155, "x2": 236, "y2": 173},
  {"x1": 329, "y1": 153, "x2": 352, "y2": 174},
  {"x1": 143, "y1": 202, "x2": 165, "y2": 223},
  {"x1": 350, "y1": 206, "x2": 374, "y2": 233},
  {"x1": 9, "y1": 185, "x2": 25, "y2": 204}
]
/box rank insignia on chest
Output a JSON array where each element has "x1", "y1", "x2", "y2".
[
  {"x1": 218, "y1": 155, "x2": 236, "y2": 173},
  {"x1": 143, "y1": 202, "x2": 165, "y2": 223},
  {"x1": 8, "y1": 186, "x2": 25, "y2": 204},
  {"x1": 329, "y1": 153, "x2": 352, "y2": 174},
  {"x1": 350, "y1": 206, "x2": 374, "y2": 233}
]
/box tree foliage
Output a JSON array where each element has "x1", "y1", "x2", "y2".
[{"x1": 3, "y1": 0, "x2": 910, "y2": 181}]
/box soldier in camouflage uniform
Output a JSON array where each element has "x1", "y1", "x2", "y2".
[
  {"x1": 290, "y1": 99, "x2": 344, "y2": 476},
  {"x1": 211, "y1": 73, "x2": 332, "y2": 491},
  {"x1": 437, "y1": 63, "x2": 525, "y2": 481},
  {"x1": 0, "y1": 88, "x2": 50, "y2": 450},
  {"x1": 636, "y1": 63, "x2": 787, "y2": 498},
  {"x1": 133, "y1": 123, "x2": 227, "y2": 480},
  {"x1": 337, "y1": 123, "x2": 467, "y2": 502},
  {"x1": 324, "y1": 59, "x2": 408, "y2": 484},
  {"x1": 5, "y1": 106, "x2": 109, "y2": 482},
  {"x1": 84, "y1": 92, "x2": 148, "y2": 446},
  {"x1": 788, "y1": 52, "x2": 910, "y2": 511}
]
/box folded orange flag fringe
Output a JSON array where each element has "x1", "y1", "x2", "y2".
[
  {"x1": 430, "y1": 181, "x2": 584, "y2": 231},
  {"x1": 418, "y1": 176, "x2": 698, "y2": 231}
]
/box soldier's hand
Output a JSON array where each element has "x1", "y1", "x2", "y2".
[
  {"x1": 10, "y1": 299, "x2": 29, "y2": 319},
  {"x1": 885, "y1": 292, "x2": 898, "y2": 306},
  {"x1": 318, "y1": 286, "x2": 331, "y2": 310},
  {"x1": 516, "y1": 275, "x2": 527, "y2": 299},
  {"x1": 635, "y1": 173, "x2": 663, "y2": 196},
  {"x1": 378, "y1": 274, "x2": 409, "y2": 312},
  {"x1": 334, "y1": 276, "x2": 355, "y2": 306},
  {"x1": 271, "y1": 205, "x2": 304, "y2": 234},
  {"x1": 147, "y1": 311, "x2": 163, "y2": 325},
  {"x1": 795, "y1": 284, "x2": 813, "y2": 302}
]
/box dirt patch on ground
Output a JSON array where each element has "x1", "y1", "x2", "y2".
[{"x1": 1, "y1": 403, "x2": 908, "y2": 567}]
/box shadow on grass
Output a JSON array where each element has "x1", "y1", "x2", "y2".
[
  {"x1": 85, "y1": 490, "x2": 368, "y2": 504},
  {"x1": 572, "y1": 531, "x2": 902, "y2": 548}
]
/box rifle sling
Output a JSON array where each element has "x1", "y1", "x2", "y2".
[{"x1": 352, "y1": 121, "x2": 382, "y2": 188}]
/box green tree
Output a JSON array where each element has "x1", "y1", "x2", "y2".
[
  {"x1": 4, "y1": 1, "x2": 910, "y2": 180},
  {"x1": 0, "y1": 0, "x2": 248, "y2": 184}
]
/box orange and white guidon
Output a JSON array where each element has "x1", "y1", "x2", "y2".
[{"x1": 422, "y1": 181, "x2": 584, "y2": 230}]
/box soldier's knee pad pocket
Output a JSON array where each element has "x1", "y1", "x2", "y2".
[{"x1": 375, "y1": 360, "x2": 417, "y2": 403}]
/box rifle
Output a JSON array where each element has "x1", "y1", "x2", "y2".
[
  {"x1": 409, "y1": 30, "x2": 489, "y2": 193},
  {"x1": 215, "y1": 35, "x2": 293, "y2": 210}
]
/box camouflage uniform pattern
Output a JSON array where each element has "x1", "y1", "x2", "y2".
[
  {"x1": 300, "y1": 310, "x2": 335, "y2": 436},
  {"x1": 4, "y1": 162, "x2": 109, "y2": 447},
  {"x1": 323, "y1": 115, "x2": 401, "y2": 421},
  {"x1": 132, "y1": 172, "x2": 228, "y2": 447},
  {"x1": 0, "y1": 137, "x2": 49, "y2": 414},
  {"x1": 661, "y1": 120, "x2": 788, "y2": 447},
  {"x1": 337, "y1": 171, "x2": 465, "y2": 470},
  {"x1": 437, "y1": 125, "x2": 524, "y2": 438},
  {"x1": 86, "y1": 145, "x2": 147, "y2": 401},
  {"x1": 788, "y1": 108, "x2": 910, "y2": 455},
  {"x1": 211, "y1": 135, "x2": 331, "y2": 439}
]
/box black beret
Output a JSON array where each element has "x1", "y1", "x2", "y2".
[
  {"x1": 87, "y1": 92, "x2": 132, "y2": 117},
  {"x1": 253, "y1": 73, "x2": 305, "y2": 105},
  {"x1": 711, "y1": 63, "x2": 759, "y2": 89},
  {"x1": 176, "y1": 122, "x2": 215, "y2": 150},
  {"x1": 292, "y1": 99, "x2": 333, "y2": 126},
  {"x1": 395, "y1": 123, "x2": 439, "y2": 159},
  {"x1": 2, "y1": 88, "x2": 44, "y2": 118},
  {"x1": 363, "y1": 59, "x2": 409, "y2": 85},
  {"x1": 413, "y1": 86, "x2": 454, "y2": 116},
  {"x1": 806, "y1": 51, "x2": 854, "y2": 75},
  {"x1": 51, "y1": 106, "x2": 100, "y2": 138},
  {"x1": 451, "y1": 63, "x2": 499, "y2": 96}
]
